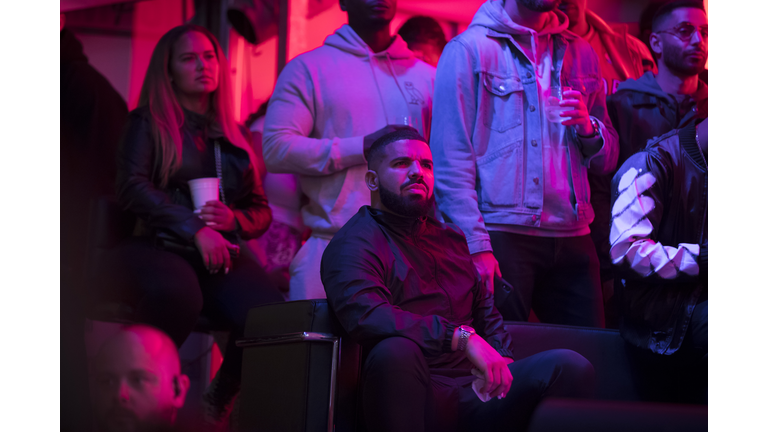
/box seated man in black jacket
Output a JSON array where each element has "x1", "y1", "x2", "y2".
[{"x1": 321, "y1": 128, "x2": 595, "y2": 432}]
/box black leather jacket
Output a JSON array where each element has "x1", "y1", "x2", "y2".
[
  {"x1": 321, "y1": 206, "x2": 513, "y2": 368},
  {"x1": 609, "y1": 123, "x2": 707, "y2": 354},
  {"x1": 116, "y1": 106, "x2": 271, "y2": 245},
  {"x1": 589, "y1": 72, "x2": 707, "y2": 277}
]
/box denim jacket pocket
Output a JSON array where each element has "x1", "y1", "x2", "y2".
[
  {"x1": 480, "y1": 73, "x2": 524, "y2": 133},
  {"x1": 476, "y1": 139, "x2": 524, "y2": 207}
]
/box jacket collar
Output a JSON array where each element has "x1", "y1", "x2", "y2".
[
  {"x1": 367, "y1": 206, "x2": 428, "y2": 238},
  {"x1": 678, "y1": 122, "x2": 707, "y2": 170},
  {"x1": 584, "y1": 10, "x2": 616, "y2": 37},
  {"x1": 182, "y1": 108, "x2": 223, "y2": 140}
]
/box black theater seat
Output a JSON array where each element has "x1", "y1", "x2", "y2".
[{"x1": 238, "y1": 300, "x2": 706, "y2": 432}]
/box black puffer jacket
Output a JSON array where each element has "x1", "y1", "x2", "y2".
[
  {"x1": 609, "y1": 123, "x2": 707, "y2": 354},
  {"x1": 321, "y1": 206, "x2": 512, "y2": 368},
  {"x1": 116, "y1": 106, "x2": 271, "y2": 244}
]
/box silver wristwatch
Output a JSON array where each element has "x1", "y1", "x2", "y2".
[{"x1": 457, "y1": 325, "x2": 476, "y2": 351}]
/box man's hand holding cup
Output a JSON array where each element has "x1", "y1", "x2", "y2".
[{"x1": 559, "y1": 89, "x2": 596, "y2": 137}]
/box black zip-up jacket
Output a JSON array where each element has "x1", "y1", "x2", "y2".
[
  {"x1": 321, "y1": 206, "x2": 513, "y2": 368},
  {"x1": 609, "y1": 123, "x2": 707, "y2": 354},
  {"x1": 116, "y1": 106, "x2": 271, "y2": 245}
]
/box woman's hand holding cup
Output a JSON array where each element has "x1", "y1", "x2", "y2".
[{"x1": 196, "y1": 200, "x2": 237, "y2": 232}]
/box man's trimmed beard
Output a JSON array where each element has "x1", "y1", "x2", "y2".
[
  {"x1": 518, "y1": 0, "x2": 562, "y2": 13},
  {"x1": 379, "y1": 183, "x2": 435, "y2": 218},
  {"x1": 662, "y1": 42, "x2": 707, "y2": 77}
]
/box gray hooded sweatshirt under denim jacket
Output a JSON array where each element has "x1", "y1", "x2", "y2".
[{"x1": 431, "y1": 0, "x2": 618, "y2": 254}]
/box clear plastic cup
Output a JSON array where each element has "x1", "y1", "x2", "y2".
[
  {"x1": 545, "y1": 86, "x2": 572, "y2": 124},
  {"x1": 188, "y1": 177, "x2": 220, "y2": 210}
]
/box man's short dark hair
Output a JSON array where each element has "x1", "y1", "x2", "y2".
[
  {"x1": 651, "y1": 0, "x2": 706, "y2": 32},
  {"x1": 398, "y1": 16, "x2": 447, "y2": 52},
  {"x1": 366, "y1": 127, "x2": 429, "y2": 169}
]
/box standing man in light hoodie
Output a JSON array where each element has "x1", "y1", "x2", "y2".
[
  {"x1": 263, "y1": 0, "x2": 435, "y2": 300},
  {"x1": 431, "y1": 0, "x2": 618, "y2": 327}
]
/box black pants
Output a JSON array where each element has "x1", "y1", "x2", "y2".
[
  {"x1": 489, "y1": 231, "x2": 604, "y2": 328},
  {"x1": 627, "y1": 300, "x2": 708, "y2": 405},
  {"x1": 362, "y1": 337, "x2": 595, "y2": 432},
  {"x1": 96, "y1": 237, "x2": 284, "y2": 380}
]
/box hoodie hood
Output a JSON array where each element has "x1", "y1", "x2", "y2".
[
  {"x1": 324, "y1": 24, "x2": 414, "y2": 59},
  {"x1": 584, "y1": 9, "x2": 616, "y2": 36},
  {"x1": 469, "y1": 0, "x2": 569, "y2": 37},
  {"x1": 616, "y1": 71, "x2": 669, "y2": 98},
  {"x1": 617, "y1": 71, "x2": 708, "y2": 105}
]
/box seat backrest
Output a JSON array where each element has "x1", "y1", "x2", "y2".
[
  {"x1": 504, "y1": 321, "x2": 642, "y2": 401},
  {"x1": 240, "y1": 300, "x2": 363, "y2": 432}
]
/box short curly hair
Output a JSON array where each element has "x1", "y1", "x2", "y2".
[
  {"x1": 366, "y1": 127, "x2": 429, "y2": 169},
  {"x1": 651, "y1": 0, "x2": 706, "y2": 32}
]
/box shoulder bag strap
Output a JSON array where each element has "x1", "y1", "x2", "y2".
[{"x1": 214, "y1": 140, "x2": 227, "y2": 205}]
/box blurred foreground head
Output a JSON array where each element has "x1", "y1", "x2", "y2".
[{"x1": 92, "y1": 325, "x2": 190, "y2": 432}]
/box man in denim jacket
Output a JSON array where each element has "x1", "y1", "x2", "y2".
[{"x1": 431, "y1": 0, "x2": 618, "y2": 327}]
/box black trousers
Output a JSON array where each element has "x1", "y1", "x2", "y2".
[
  {"x1": 96, "y1": 237, "x2": 284, "y2": 380},
  {"x1": 362, "y1": 337, "x2": 595, "y2": 432},
  {"x1": 626, "y1": 299, "x2": 708, "y2": 405},
  {"x1": 489, "y1": 231, "x2": 604, "y2": 328}
]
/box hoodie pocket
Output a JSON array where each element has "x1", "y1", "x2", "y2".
[
  {"x1": 476, "y1": 139, "x2": 524, "y2": 207},
  {"x1": 480, "y1": 73, "x2": 524, "y2": 133}
]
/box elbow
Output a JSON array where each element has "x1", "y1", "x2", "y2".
[
  {"x1": 239, "y1": 206, "x2": 273, "y2": 240},
  {"x1": 261, "y1": 132, "x2": 282, "y2": 170},
  {"x1": 262, "y1": 131, "x2": 296, "y2": 173}
]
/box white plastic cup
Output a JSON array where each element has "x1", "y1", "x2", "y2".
[{"x1": 188, "y1": 177, "x2": 220, "y2": 210}]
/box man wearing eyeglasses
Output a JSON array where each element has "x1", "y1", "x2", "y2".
[{"x1": 587, "y1": 0, "x2": 708, "y2": 328}]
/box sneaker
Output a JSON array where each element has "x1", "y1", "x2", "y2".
[{"x1": 201, "y1": 369, "x2": 241, "y2": 431}]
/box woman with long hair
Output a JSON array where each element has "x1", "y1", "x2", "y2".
[{"x1": 106, "y1": 24, "x2": 283, "y2": 426}]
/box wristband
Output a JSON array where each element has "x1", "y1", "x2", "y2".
[{"x1": 577, "y1": 117, "x2": 600, "y2": 138}]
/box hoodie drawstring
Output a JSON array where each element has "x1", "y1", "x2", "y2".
[
  {"x1": 368, "y1": 51, "x2": 392, "y2": 124},
  {"x1": 384, "y1": 53, "x2": 410, "y2": 116},
  {"x1": 367, "y1": 50, "x2": 411, "y2": 126}
]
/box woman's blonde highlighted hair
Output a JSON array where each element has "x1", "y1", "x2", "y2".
[{"x1": 138, "y1": 24, "x2": 254, "y2": 188}]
